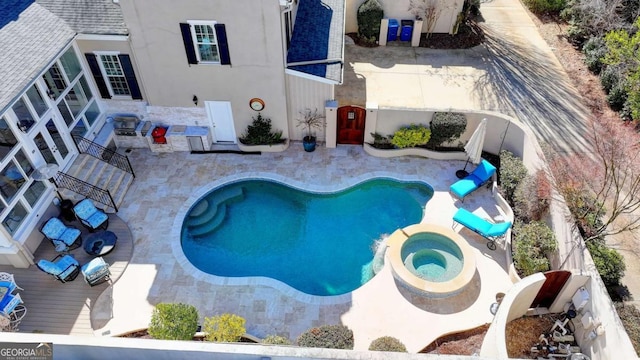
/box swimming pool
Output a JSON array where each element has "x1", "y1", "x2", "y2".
[{"x1": 181, "y1": 178, "x2": 433, "y2": 296}]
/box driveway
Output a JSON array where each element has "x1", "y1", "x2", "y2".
[{"x1": 336, "y1": 0, "x2": 592, "y2": 154}]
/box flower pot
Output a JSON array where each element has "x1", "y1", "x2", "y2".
[{"x1": 302, "y1": 136, "x2": 316, "y2": 152}]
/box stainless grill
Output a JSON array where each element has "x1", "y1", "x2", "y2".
[{"x1": 112, "y1": 115, "x2": 140, "y2": 136}]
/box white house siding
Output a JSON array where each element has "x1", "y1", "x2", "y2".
[
  {"x1": 118, "y1": 0, "x2": 291, "y2": 141},
  {"x1": 285, "y1": 74, "x2": 334, "y2": 141},
  {"x1": 345, "y1": 0, "x2": 463, "y2": 35}
]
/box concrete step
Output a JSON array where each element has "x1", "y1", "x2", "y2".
[{"x1": 190, "y1": 205, "x2": 227, "y2": 237}]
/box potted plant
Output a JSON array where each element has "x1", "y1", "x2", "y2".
[{"x1": 296, "y1": 108, "x2": 325, "y2": 152}]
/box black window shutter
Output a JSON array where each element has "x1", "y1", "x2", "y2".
[
  {"x1": 85, "y1": 54, "x2": 111, "y2": 99},
  {"x1": 215, "y1": 24, "x2": 231, "y2": 65},
  {"x1": 118, "y1": 55, "x2": 143, "y2": 100},
  {"x1": 180, "y1": 23, "x2": 198, "y2": 65}
]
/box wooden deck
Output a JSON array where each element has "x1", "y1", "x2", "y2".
[{"x1": 0, "y1": 214, "x2": 133, "y2": 336}]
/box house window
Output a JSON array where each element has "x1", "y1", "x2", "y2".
[
  {"x1": 180, "y1": 22, "x2": 231, "y2": 65},
  {"x1": 99, "y1": 54, "x2": 131, "y2": 96},
  {"x1": 85, "y1": 53, "x2": 142, "y2": 100},
  {"x1": 42, "y1": 63, "x2": 67, "y2": 100}
]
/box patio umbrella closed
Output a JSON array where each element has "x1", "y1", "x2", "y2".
[{"x1": 457, "y1": 118, "x2": 488, "y2": 178}]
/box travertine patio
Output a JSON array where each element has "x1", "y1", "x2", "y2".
[{"x1": 88, "y1": 144, "x2": 513, "y2": 352}]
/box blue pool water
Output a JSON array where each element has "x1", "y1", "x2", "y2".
[
  {"x1": 181, "y1": 178, "x2": 433, "y2": 296},
  {"x1": 401, "y1": 233, "x2": 463, "y2": 282}
]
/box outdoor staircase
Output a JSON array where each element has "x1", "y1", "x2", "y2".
[{"x1": 58, "y1": 154, "x2": 134, "y2": 213}]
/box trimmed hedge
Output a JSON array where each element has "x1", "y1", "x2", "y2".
[
  {"x1": 369, "y1": 336, "x2": 408, "y2": 352},
  {"x1": 263, "y1": 335, "x2": 292, "y2": 345},
  {"x1": 203, "y1": 313, "x2": 246, "y2": 343},
  {"x1": 296, "y1": 325, "x2": 354, "y2": 349},
  {"x1": 512, "y1": 221, "x2": 558, "y2": 277},
  {"x1": 499, "y1": 150, "x2": 529, "y2": 206},
  {"x1": 357, "y1": 0, "x2": 384, "y2": 42},
  {"x1": 428, "y1": 112, "x2": 467, "y2": 148}
]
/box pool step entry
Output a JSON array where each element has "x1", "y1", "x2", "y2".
[
  {"x1": 190, "y1": 205, "x2": 227, "y2": 238},
  {"x1": 185, "y1": 187, "x2": 244, "y2": 227}
]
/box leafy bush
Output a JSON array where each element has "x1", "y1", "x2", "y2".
[
  {"x1": 239, "y1": 113, "x2": 285, "y2": 145},
  {"x1": 296, "y1": 324, "x2": 354, "y2": 349},
  {"x1": 562, "y1": 190, "x2": 605, "y2": 239},
  {"x1": 606, "y1": 82, "x2": 629, "y2": 112},
  {"x1": 512, "y1": 221, "x2": 558, "y2": 277},
  {"x1": 587, "y1": 239, "x2": 626, "y2": 286},
  {"x1": 369, "y1": 132, "x2": 393, "y2": 149},
  {"x1": 428, "y1": 112, "x2": 467, "y2": 148},
  {"x1": 499, "y1": 150, "x2": 529, "y2": 206},
  {"x1": 357, "y1": 0, "x2": 384, "y2": 40},
  {"x1": 148, "y1": 303, "x2": 199, "y2": 340},
  {"x1": 523, "y1": 0, "x2": 565, "y2": 14},
  {"x1": 582, "y1": 36, "x2": 607, "y2": 74},
  {"x1": 514, "y1": 170, "x2": 551, "y2": 222},
  {"x1": 203, "y1": 313, "x2": 246, "y2": 342},
  {"x1": 615, "y1": 303, "x2": 640, "y2": 355},
  {"x1": 262, "y1": 335, "x2": 292, "y2": 345},
  {"x1": 369, "y1": 336, "x2": 407, "y2": 352},
  {"x1": 600, "y1": 65, "x2": 622, "y2": 93},
  {"x1": 391, "y1": 124, "x2": 431, "y2": 148}
]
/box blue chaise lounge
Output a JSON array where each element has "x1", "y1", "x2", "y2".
[
  {"x1": 449, "y1": 159, "x2": 496, "y2": 201},
  {"x1": 452, "y1": 208, "x2": 512, "y2": 250}
]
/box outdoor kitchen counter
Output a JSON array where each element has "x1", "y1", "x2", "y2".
[{"x1": 165, "y1": 126, "x2": 210, "y2": 151}]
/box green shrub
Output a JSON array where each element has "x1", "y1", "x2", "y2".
[
  {"x1": 203, "y1": 313, "x2": 246, "y2": 342},
  {"x1": 391, "y1": 124, "x2": 431, "y2": 148},
  {"x1": 615, "y1": 303, "x2": 640, "y2": 355},
  {"x1": 514, "y1": 170, "x2": 551, "y2": 222},
  {"x1": 428, "y1": 112, "x2": 467, "y2": 148},
  {"x1": 148, "y1": 303, "x2": 199, "y2": 340},
  {"x1": 296, "y1": 324, "x2": 354, "y2": 349},
  {"x1": 357, "y1": 0, "x2": 384, "y2": 40},
  {"x1": 239, "y1": 113, "x2": 285, "y2": 145},
  {"x1": 582, "y1": 36, "x2": 607, "y2": 74},
  {"x1": 370, "y1": 132, "x2": 393, "y2": 149},
  {"x1": 587, "y1": 239, "x2": 626, "y2": 286},
  {"x1": 369, "y1": 336, "x2": 407, "y2": 352},
  {"x1": 522, "y1": 0, "x2": 565, "y2": 14},
  {"x1": 262, "y1": 335, "x2": 292, "y2": 345},
  {"x1": 512, "y1": 221, "x2": 558, "y2": 277},
  {"x1": 499, "y1": 150, "x2": 529, "y2": 206},
  {"x1": 606, "y1": 82, "x2": 628, "y2": 112},
  {"x1": 563, "y1": 190, "x2": 605, "y2": 239},
  {"x1": 600, "y1": 65, "x2": 622, "y2": 93}
]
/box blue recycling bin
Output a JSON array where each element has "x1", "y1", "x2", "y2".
[
  {"x1": 400, "y1": 20, "x2": 413, "y2": 41},
  {"x1": 387, "y1": 19, "x2": 399, "y2": 42}
]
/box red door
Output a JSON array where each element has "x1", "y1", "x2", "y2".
[
  {"x1": 530, "y1": 270, "x2": 572, "y2": 308},
  {"x1": 337, "y1": 106, "x2": 366, "y2": 144}
]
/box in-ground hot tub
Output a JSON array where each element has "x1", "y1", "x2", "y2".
[{"x1": 386, "y1": 224, "x2": 476, "y2": 298}]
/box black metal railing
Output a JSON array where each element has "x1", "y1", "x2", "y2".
[
  {"x1": 72, "y1": 135, "x2": 135, "y2": 178},
  {"x1": 53, "y1": 172, "x2": 118, "y2": 212}
]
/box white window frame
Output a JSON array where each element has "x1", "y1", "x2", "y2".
[
  {"x1": 187, "y1": 20, "x2": 221, "y2": 64},
  {"x1": 94, "y1": 51, "x2": 132, "y2": 99}
]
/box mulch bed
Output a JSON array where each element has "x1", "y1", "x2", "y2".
[
  {"x1": 505, "y1": 315, "x2": 562, "y2": 359},
  {"x1": 420, "y1": 324, "x2": 490, "y2": 355}
]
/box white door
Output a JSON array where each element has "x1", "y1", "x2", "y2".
[
  {"x1": 205, "y1": 101, "x2": 236, "y2": 143},
  {"x1": 33, "y1": 118, "x2": 73, "y2": 168}
]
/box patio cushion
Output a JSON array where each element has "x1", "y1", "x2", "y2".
[
  {"x1": 450, "y1": 160, "x2": 496, "y2": 199},
  {"x1": 81, "y1": 257, "x2": 109, "y2": 278},
  {"x1": 74, "y1": 199, "x2": 108, "y2": 229},
  {"x1": 453, "y1": 208, "x2": 512, "y2": 239},
  {"x1": 41, "y1": 217, "x2": 81, "y2": 246}
]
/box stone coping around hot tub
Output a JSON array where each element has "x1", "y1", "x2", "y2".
[
  {"x1": 386, "y1": 223, "x2": 477, "y2": 298},
  {"x1": 170, "y1": 171, "x2": 434, "y2": 305}
]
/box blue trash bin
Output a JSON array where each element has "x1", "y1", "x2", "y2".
[
  {"x1": 400, "y1": 25, "x2": 413, "y2": 41},
  {"x1": 387, "y1": 19, "x2": 399, "y2": 42}
]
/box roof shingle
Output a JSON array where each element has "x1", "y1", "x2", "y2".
[
  {"x1": 36, "y1": 0, "x2": 127, "y2": 36},
  {"x1": 0, "y1": 0, "x2": 75, "y2": 113}
]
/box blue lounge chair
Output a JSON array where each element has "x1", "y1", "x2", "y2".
[
  {"x1": 450, "y1": 159, "x2": 496, "y2": 200},
  {"x1": 453, "y1": 208, "x2": 512, "y2": 250},
  {"x1": 36, "y1": 254, "x2": 80, "y2": 283},
  {"x1": 73, "y1": 199, "x2": 108, "y2": 232},
  {"x1": 39, "y1": 217, "x2": 82, "y2": 252}
]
